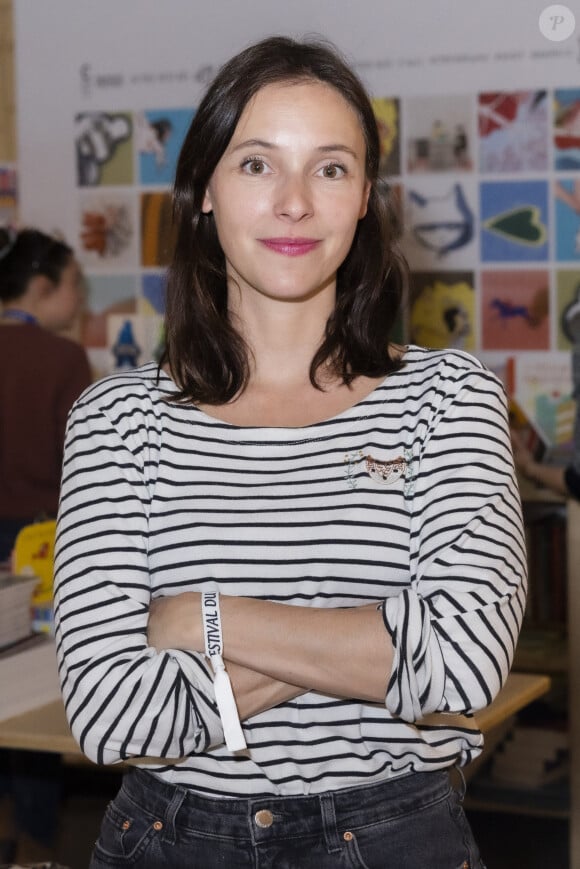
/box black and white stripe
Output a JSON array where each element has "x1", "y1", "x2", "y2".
[{"x1": 53, "y1": 346, "x2": 526, "y2": 797}]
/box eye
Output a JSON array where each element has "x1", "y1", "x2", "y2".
[
  {"x1": 241, "y1": 157, "x2": 271, "y2": 176},
  {"x1": 318, "y1": 162, "x2": 347, "y2": 179}
]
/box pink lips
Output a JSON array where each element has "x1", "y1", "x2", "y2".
[{"x1": 259, "y1": 238, "x2": 321, "y2": 257}]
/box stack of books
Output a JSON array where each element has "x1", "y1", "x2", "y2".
[
  {"x1": 0, "y1": 572, "x2": 37, "y2": 649},
  {"x1": 12, "y1": 520, "x2": 56, "y2": 633}
]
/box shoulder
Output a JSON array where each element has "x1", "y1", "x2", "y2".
[
  {"x1": 34, "y1": 328, "x2": 84, "y2": 354},
  {"x1": 17, "y1": 330, "x2": 90, "y2": 381},
  {"x1": 68, "y1": 362, "x2": 172, "y2": 454},
  {"x1": 72, "y1": 361, "x2": 171, "y2": 421},
  {"x1": 390, "y1": 346, "x2": 507, "y2": 425},
  {"x1": 50, "y1": 334, "x2": 92, "y2": 381},
  {"x1": 0, "y1": 325, "x2": 85, "y2": 358},
  {"x1": 401, "y1": 345, "x2": 487, "y2": 375},
  {"x1": 399, "y1": 345, "x2": 502, "y2": 391}
]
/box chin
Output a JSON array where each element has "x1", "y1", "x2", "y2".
[{"x1": 262, "y1": 283, "x2": 332, "y2": 303}]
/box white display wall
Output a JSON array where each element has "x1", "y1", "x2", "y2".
[{"x1": 13, "y1": 0, "x2": 580, "y2": 446}]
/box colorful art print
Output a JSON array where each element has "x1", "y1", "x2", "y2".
[
  {"x1": 106, "y1": 313, "x2": 164, "y2": 373},
  {"x1": 78, "y1": 192, "x2": 138, "y2": 267},
  {"x1": 138, "y1": 107, "x2": 196, "y2": 186},
  {"x1": 480, "y1": 180, "x2": 549, "y2": 262},
  {"x1": 371, "y1": 97, "x2": 401, "y2": 177},
  {"x1": 513, "y1": 352, "x2": 573, "y2": 448},
  {"x1": 480, "y1": 269, "x2": 550, "y2": 351},
  {"x1": 554, "y1": 178, "x2": 580, "y2": 261},
  {"x1": 476, "y1": 353, "x2": 515, "y2": 395},
  {"x1": 141, "y1": 272, "x2": 167, "y2": 315},
  {"x1": 140, "y1": 192, "x2": 175, "y2": 267},
  {"x1": 401, "y1": 178, "x2": 477, "y2": 270},
  {"x1": 64, "y1": 82, "x2": 578, "y2": 367},
  {"x1": 409, "y1": 271, "x2": 475, "y2": 352},
  {"x1": 405, "y1": 94, "x2": 473, "y2": 174},
  {"x1": 553, "y1": 88, "x2": 580, "y2": 171},
  {"x1": 75, "y1": 112, "x2": 134, "y2": 186},
  {"x1": 81, "y1": 274, "x2": 138, "y2": 348},
  {"x1": 478, "y1": 91, "x2": 549, "y2": 173}
]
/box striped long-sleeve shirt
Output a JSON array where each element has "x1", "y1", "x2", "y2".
[{"x1": 53, "y1": 345, "x2": 527, "y2": 797}]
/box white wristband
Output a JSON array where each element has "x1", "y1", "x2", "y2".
[{"x1": 201, "y1": 588, "x2": 246, "y2": 752}]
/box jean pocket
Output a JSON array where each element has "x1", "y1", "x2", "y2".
[
  {"x1": 340, "y1": 791, "x2": 479, "y2": 869},
  {"x1": 91, "y1": 799, "x2": 162, "y2": 866}
]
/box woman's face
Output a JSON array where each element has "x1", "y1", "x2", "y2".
[
  {"x1": 42, "y1": 258, "x2": 85, "y2": 331},
  {"x1": 202, "y1": 80, "x2": 370, "y2": 307}
]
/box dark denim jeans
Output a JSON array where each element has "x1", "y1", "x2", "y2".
[{"x1": 89, "y1": 767, "x2": 486, "y2": 868}]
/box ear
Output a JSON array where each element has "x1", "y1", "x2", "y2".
[
  {"x1": 201, "y1": 186, "x2": 213, "y2": 214},
  {"x1": 27, "y1": 274, "x2": 55, "y2": 300},
  {"x1": 359, "y1": 180, "x2": 371, "y2": 219}
]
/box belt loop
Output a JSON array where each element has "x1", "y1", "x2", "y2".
[
  {"x1": 163, "y1": 782, "x2": 187, "y2": 845},
  {"x1": 319, "y1": 792, "x2": 341, "y2": 854}
]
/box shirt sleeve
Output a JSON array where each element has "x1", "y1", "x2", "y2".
[
  {"x1": 53, "y1": 389, "x2": 224, "y2": 765},
  {"x1": 382, "y1": 360, "x2": 527, "y2": 722}
]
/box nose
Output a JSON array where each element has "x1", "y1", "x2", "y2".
[{"x1": 274, "y1": 172, "x2": 313, "y2": 222}]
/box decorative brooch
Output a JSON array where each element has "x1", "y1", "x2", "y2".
[
  {"x1": 365, "y1": 454, "x2": 406, "y2": 486},
  {"x1": 343, "y1": 448, "x2": 415, "y2": 496}
]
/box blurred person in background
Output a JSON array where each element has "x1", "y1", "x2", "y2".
[
  {"x1": 0, "y1": 227, "x2": 91, "y2": 563},
  {"x1": 512, "y1": 291, "x2": 580, "y2": 500},
  {"x1": 0, "y1": 226, "x2": 91, "y2": 864}
]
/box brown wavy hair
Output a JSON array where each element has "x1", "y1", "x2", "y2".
[{"x1": 162, "y1": 36, "x2": 408, "y2": 404}]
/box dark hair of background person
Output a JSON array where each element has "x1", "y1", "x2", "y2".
[
  {"x1": 162, "y1": 35, "x2": 408, "y2": 405},
  {"x1": 0, "y1": 228, "x2": 74, "y2": 303}
]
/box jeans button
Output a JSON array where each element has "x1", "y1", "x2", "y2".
[{"x1": 255, "y1": 809, "x2": 274, "y2": 828}]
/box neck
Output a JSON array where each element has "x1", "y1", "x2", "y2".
[{"x1": 228, "y1": 289, "x2": 336, "y2": 389}]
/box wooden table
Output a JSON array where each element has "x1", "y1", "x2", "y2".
[
  {"x1": 0, "y1": 671, "x2": 550, "y2": 757},
  {"x1": 0, "y1": 696, "x2": 76, "y2": 755},
  {"x1": 475, "y1": 671, "x2": 550, "y2": 732}
]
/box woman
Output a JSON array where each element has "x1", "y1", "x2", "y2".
[
  {"x1": 0, "y1": 227, "x2": 91, "y2": 863},
  {"x1": 54, "y1": 37, "x2": 525, "y2": 868},
  {"x1": 0, "y1": 227, "x2": 91, "y2": 560}
]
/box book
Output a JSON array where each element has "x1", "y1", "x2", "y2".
[
  {"x1": 12, "y1": 520, "x2": 57, "y2": 633},
  {"x1": 0, "y1": 634, "x2": 61, "y2": 722},
  {"x1": 0, "y1": 573, "x2": 37, "y2": 649},
  {"x1": 512, "y1": 352, "x2": 574, "y2": 452},
  {"x1": 508, "y1": 396, "x2": 550, "y2": 462}
]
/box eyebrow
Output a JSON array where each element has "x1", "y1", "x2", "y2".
[{"x1": 229, "y1": 138, "x2": 361, "y2": 160}]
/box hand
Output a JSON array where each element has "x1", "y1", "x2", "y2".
[{"x1": 147, "y1": 592, "x2": 204, "y2": 652}]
